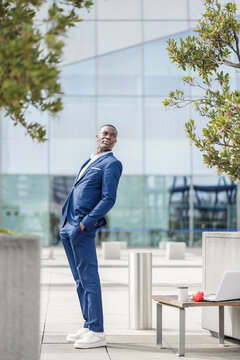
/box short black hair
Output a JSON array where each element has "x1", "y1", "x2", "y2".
[{"x1": 99, "y1": 124, "x2": 118, "y2": 134}]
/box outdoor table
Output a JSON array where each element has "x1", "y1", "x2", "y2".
[{"x1": 152, "y1": 295, "x2": 240, "y2": 357}]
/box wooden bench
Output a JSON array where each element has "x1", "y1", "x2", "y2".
[{"x1": 152, "y1": 295, "x2": 240, "y2": 357}]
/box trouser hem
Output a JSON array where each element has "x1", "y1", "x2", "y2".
[{"x1": 89, "y1": 326, "x2": 104, "y2": 333}]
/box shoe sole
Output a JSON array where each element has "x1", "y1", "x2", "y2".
[
  {"x1": 66, "y1": 331, "x2": 89, "y2": 343},
  {"x1": 66, "y1": 338, "x2": 76, "y2": 343},
  {"x1": 74, "y1": 340, "x2": 107, "y2": 349},
  {"x1": 66, "y1": 336, "x2": 83, "y2": 343}
]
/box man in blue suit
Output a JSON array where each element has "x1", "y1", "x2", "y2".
[{"x1": 60, "y1": 124, "x2": 122, "y2": 349}]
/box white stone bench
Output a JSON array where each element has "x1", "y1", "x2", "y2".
[
  {"x1": 166, "y1": 241, "x2": 186, "y2": 260},
  {"x1": 102, "y1": 241, "x2": 123, "y2": 259},
  {"x1": 120, "y1": 241, "x2": 127, "y2": 249},
  {"x1": 159, "y1": 241, "x2": 168, "y2": 250}
]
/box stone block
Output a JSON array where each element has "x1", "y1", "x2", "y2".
[
  {"x1": 0, "y1": 235, "x2": 41, "y2": 360},
  {"x1": 159, "y1": 241, "x2": 168, "y2": 250},
  {"x1": 120, "y1": 241, "x2": 127, "y2": 249},
  {"x1": 102, "y1": 241, "x2": 122, "y2": 259},
  {"x1": 166, "y1": 241, "x2": 186, "y2": 260}
]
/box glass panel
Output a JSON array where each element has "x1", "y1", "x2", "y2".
[
  {"x1": 97, "y1": 46, "x2": 142, "y2": 95},
  {"x1": 189, "y1": 1, "x2": 205, "y2": 19},
  {"x1": 191, "y1": 110, "x2": 220, "y2": 176},
  {"x1": 61, "y1": 22, "x2": 96, "y2": 64},
  {"x1": 50, "y1": 97, "x2": 96, "y2": 175},
  {"x1": 60, "y1": 59, "x2": 96, "y2": 95},
  {"x1": 143, "y1": 0, "x2": 188, "y2": 20},
  {"x1": 145, "y1": 176, "x2": 169, "y2": 246},
  {"x1": 144, "y1": 97, "x2": 191, "y2": 175},
  {"x1": 1, "y1": 109, "x2": 48, "y2": 174},
  {"x1": 168, "y1": 176, "x2": 190, "y2": 244},
  {"x1": 145, "y1": 176, "x2": 190, "y2": 245},
  {"x1": 50, "y1": 175, "x2": 75, "y2": 244},
  {"x1": 144, "y1": 21, "x2": 189, "y2": 43},
  {"x1": 97, "y1": 97, "x2": 143, "y2": 174},
  {"x1": 77, "y1": 2, "x2": 96, "y2": 20},
  {"x1": 1, "y1": 175, "x2": 49, "y2": 245},
  {"x1": 97, "y1": 21, "x2": 141, "y2": 55},
  {"x1": 192, "y1": 176, "x2": 237, "y2": 245},
  {"x1": 106, "y1": 176, "x2": 144, "y2": 246},
  {"x1": 97, "y1": 0, "x2": 141, "y2": 19},
  {"x1": 144, "y1": 30, "x2": 190, "y2": 96}
]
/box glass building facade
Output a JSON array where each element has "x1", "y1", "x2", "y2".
[{"x1": 0, "y1": 0, "x2": 238, "y2": 246}]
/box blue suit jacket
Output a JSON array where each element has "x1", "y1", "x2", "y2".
[{"x1": 61, "y1": 153, "x2": 122, "y2": 231}]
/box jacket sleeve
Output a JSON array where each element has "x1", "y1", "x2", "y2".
[{"x1": 81, "y1": 160, "x2": 122, "y2": 231}]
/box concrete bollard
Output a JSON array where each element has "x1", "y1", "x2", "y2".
[
  {"x1": 128, "y1": 252, "x2": 152, "y2": 329},
  {"x1": 166, "y1": 241, "x2": 186, "y2": 260},
  {"x1": 102, "y1": 241, "x2": 122, "y2": 259},
  {"x1": 0, "y1": 235, "x2": 41, "y2": 360}
]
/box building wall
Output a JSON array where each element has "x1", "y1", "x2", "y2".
[{"x1": 0, "y1": 0, "x2": 238, "y2": 245}]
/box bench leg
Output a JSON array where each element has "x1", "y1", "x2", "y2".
[
  {"x1": 156, "y1": 303, "x2": 163, "y2": 348},
  {"x1": 178, "y1": 308, "x2": 185, "y2": 357},
  {"x1": 219, "y1": 306, "x2": 224, "y2": 346}
]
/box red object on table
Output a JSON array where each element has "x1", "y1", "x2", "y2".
[{"x1": 192, "y1": 291, "x2": 204, "y2": 302}]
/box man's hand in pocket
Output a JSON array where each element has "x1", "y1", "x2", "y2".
[{"x1": 80, "y1": 222, "x2": 85, "y2": 231}]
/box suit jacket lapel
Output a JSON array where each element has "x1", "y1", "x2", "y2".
[
  {"x1": 74, "y1": 158, "x2": 91, "y2": 186},
  {"x1": 75, "y1": 153, "x2": 112, "y2": 185}
]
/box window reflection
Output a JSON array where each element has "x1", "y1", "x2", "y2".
[
  {"x1": 2, "y1": 175, "x2": 49, "y2": 245},
  {"x1": 97, "y1": 46, "x2": 142, "y2": 95},
  {"x1": 97, "y1": 97, "x2": 143, "y2": 174},
  {"x1": 144, "y1": 31, "x2": 190, "y2": 96},
  {"x1": 50, "y1": 97, "x2": 96, "y2": 174},
  {"x1": 60, "y1": 59, "x2": 96, "y2": 95},
  {"x1": 193, "y1": 177, "x2": 237, "y2": 244},
  {"x1": 144, "y1": 97, "x2": 191, "y2": 175},
  {"x1": 46, "y1": 174, "x2": 239, "y2": 246},
  {"x1": 50, "y1": 176, "x2": 74, "y2": 244}
]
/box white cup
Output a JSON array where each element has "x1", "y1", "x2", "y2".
[{"x1": 178, "y1": 286, "x2": 188, "y2": 302}]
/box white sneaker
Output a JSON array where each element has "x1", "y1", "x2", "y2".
[
  {"x1": 74, "y1": 330, "x2": 107, "y2": 349},
  {"x1": 66, "y1": 328, "x2": 89, "y2": 343}
]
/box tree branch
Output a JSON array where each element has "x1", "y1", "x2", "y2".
[
  {"x1": 233, "y1": 29, "x2": 240, "y2": 62},
  {"x1": 215, "y1": 57, "x2": 240, "y2": 68}
]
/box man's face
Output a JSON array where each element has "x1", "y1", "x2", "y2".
[{"x1": 96, "y1": 126, "x2": 118, "y2": 152}]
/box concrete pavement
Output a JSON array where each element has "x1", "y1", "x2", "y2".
[{"x1": 40, "y1": 246, "x2": 240, "y2": 359}]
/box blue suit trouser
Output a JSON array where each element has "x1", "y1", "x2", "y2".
[{"x1": 59, "y1": 222, "x2": 104, "y2": 332}]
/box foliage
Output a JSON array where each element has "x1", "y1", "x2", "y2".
[
  {"x1": 0, "y1": 227, "x2": 14, "y2": 234},
  {"x1": 163, "y1": 0, "x2": 240, "y2": 181},
  {"x1": 0, "y1": 0, "x2": 93, "y2": 142}
]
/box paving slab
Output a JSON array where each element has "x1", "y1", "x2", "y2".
[
  {"x1": 106, "y1": 334, "x2": 175, "y2": 360},
  {"x1": 163, "y1": 335, "x2": 240, "y2": 359},
  {"x1": 40, "y1": 343, "x2": 108, "y2": 360},
  {"x1": 39, "y1": 246, "x2": 240, "y2": 360},
  {"x1": 44, "y1": 322, "x2": 85, "y2": 334}
]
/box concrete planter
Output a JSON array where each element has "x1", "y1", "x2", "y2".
[
  {"x1": 202, "y1": 232, "x2": 240, "y2": 340},
  {"x1": 0, "y1": 234, "x2": 41, "y2": 360}
]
